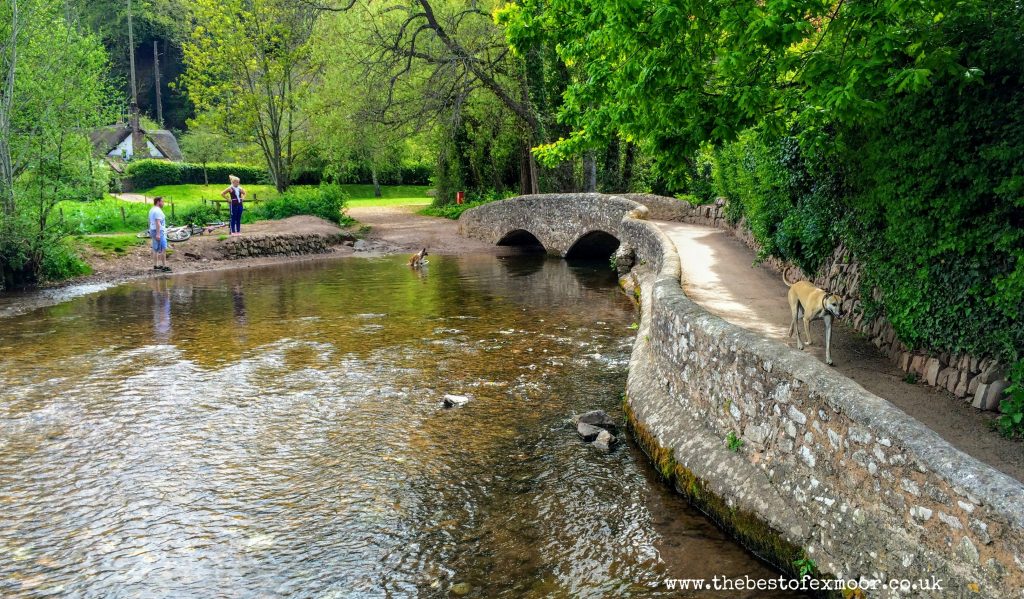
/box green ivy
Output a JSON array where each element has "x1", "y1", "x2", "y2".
[{"x1": 996, "y1": 360, "x2": 1024, "y2": 438}]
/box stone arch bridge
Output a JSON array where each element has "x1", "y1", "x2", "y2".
[{"x1": 457, "y1": 193, "x2": 646, "y2": 258}]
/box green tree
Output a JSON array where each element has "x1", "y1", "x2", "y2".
[
  {"x1": 178, "y1": 129, "x2": 225, "y2": 184},
  {"x1": 500, "y1": 0, "x2": 975, "y2": 183},
  {"x1": 0, "y1": 0, "x2": 114, "y2": 287},
  {"x1": 181, "y1": 0, "x2": 322, "y2": 192}
]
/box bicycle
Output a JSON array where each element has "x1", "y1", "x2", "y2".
[{"x1": 136, "y1": 221, "x2": 228, "y2": 242}]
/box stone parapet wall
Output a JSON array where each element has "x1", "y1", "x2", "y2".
[
  {"x1": 618, "y1": 212, "x2": 1024, "y2": 598},
  {"x1": 217, "y1": 233, "x2": 347, "y2": 260},
  {"x1": 622, "y1": 193, "x2": 1008, "y2": 411}
]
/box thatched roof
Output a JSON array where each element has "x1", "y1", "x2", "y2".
[
  {"x1": 88, "y1": 124, "x2": 183, "y2": 162},
  {"x1": 89, "y1": 124, "x2": 131, "y2": 155},
  {"x1": 146, "y1": 129, "x2": 183, "y2": 161}
]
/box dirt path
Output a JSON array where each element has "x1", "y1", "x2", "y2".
[
  {"x1": 654, "y1": 220, "x2": 1024, "y2": 482},
  {"x1": 112, "y1": 193, "x2": 150, "y2": 203},
  {"x1": 347, "y1": 205, "x2": 501, "y2": 255}
]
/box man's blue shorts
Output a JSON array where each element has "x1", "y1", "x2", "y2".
[{"x1": 151, "y1": 234, "x2": 167, "y2": 252}]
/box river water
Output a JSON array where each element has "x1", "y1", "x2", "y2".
[{"x1": 0, "y1": 255, "x2": 801, "y2": 598}]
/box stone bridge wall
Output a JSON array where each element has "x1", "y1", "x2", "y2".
[
  {"x1": 618, "y1": 211, "x2": 1024, "y2": 598},
  {"x1": 458, "y1": 193, "x2": 644, "y2": 256},
  {"x1": 623, "y1": 193, "x2": 1009, "y2": 411}
]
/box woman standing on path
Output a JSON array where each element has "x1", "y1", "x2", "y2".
[{"x1": 221, "y1": 175, "x2": 246, "y2": 236}]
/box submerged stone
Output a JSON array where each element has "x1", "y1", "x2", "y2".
[{"x1": 577, "y1": 422, "x2": 603, "y2": 441}]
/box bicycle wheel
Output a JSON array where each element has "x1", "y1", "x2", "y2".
[{"x1": 166, "y1": 228, "x2": 192, "y2": 242}]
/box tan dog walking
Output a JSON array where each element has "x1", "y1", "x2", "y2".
[{"x1": 783, "y1": 269, "x2": 844, "y2": 366}]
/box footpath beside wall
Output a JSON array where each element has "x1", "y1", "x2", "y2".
[
  {"x1": 617, "y1": 208, "x2": 1024, "y2": 598},
  {"x1": 623, "y1": 193, "x2": 1010, "y2": 412}
]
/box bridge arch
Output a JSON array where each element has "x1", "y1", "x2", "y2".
[
  {"x1": 496, "y1": 229, "x2": 546, "y2": 252},
  {"x1": 565, "y1": 230, "x2": 620, "y2": 260}
]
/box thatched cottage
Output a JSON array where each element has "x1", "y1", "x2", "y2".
[{"x1": 89, "y1": 124, "x2": 183, "y2": 171}]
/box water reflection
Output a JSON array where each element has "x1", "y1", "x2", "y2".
[
  {"x1": 151, "y1": 278, "x2": 172, "y2": 341},
  {"x1": 0, "y1": 255, "x2": 801, "y2": 598}
]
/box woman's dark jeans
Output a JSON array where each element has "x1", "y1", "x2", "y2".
[{"x1": 230, "y1": 202, "x2": 243, "y2": 233}]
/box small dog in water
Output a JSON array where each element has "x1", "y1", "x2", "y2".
[
  {"x1": 408, "y1": 247, "x2": 428, "y2": 268},
  {"x1": 783, "y1": 268, "x2": 844, "y2": 366}
]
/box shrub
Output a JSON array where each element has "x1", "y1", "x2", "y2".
[
  {"x1": 252, "y1": 183, "x2": 350, "y2": 225},
  {"x1": 41, "y1": 238, "x2": 91, "y2": 281},
  {"x1": 997, "y1": 360, "x2": 1024, "y2": 438},
  {"x1": 179, "y1": 203, "x2": 221, "y2": 226}
]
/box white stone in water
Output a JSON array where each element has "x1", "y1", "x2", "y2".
[
  {"x1": 593, "y1": 430, "x2": 616, "y2": 451},
  {"x1": 443, "y1": 394, "x2": 470, "y2": 408}
]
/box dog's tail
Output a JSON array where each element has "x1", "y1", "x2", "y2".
[{"x1": 782, "y1": 266, "x2": 797, "y2": 287}]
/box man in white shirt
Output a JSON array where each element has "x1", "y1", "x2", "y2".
[{"x1": 149, "y1": 196, "x2": 170, "y2": 272}]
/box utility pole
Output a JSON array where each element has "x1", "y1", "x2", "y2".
[
  {"x1": 127, "y1": 0, "x2": 144, "y2": 157},
  {"x1": 153, "y1": 41, "x2": 163, "y2": 127}
]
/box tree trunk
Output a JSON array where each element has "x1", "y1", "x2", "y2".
[
  {"x1": 519, "y1": 145, "x2": 530, "y2": 195},
  {"x1": 583, "y1": 151, "x2": 597, "y2": 192},
  {"x1": 127, "y1": 0, "x2": 144, "y2": 158},
  {"x1": 528, "y1": 152, "x2": 539, "y2": 195},
  {"x1": 622, "y1": 142, "x2": 637, "y2": 191},
  {"x1": 0, "y1": 0, "x2": 20, "y2": 217},
  {"x1": 153, "y1": 41, "x2": 163, "y2": 127},
  {"x1": 371, "y1": 167, "x2": 381, "y2": 198}
]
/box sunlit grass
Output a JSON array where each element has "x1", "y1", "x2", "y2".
[
  {"x1": 54, "y1": 184, "x2": 433, "y2": 234},
  {"x1": 76, "y1": 234, "x2": 145, "y2": 256}
]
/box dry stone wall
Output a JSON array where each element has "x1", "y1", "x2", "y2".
[
  {"x1": 622, "y1": 193, "x2": 1009, "y2": 411},
  {"x1": 216, "y1": 233, "x2": 349, "y2": 260}
]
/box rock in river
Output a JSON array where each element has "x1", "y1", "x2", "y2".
[
  {"x1": 574, "y1": 410, "x2": 617, "y2": 434},
  {"x1": 577, "y1": 422, "x2": 603, "y2": 441},
  {"x1": 593, "y1": 430, "x2": 616, "y2": 451},
  {"x1": 443, "y1": 394, "x2": 470, "y2": 408}
]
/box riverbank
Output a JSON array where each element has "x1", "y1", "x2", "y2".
[{"x1": 0, "y1": 207, "x2": 506, "y2": 318}]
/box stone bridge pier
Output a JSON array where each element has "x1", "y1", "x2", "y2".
[{"x1": 457, "y1": 193, "x2": 646, "y2": 258}]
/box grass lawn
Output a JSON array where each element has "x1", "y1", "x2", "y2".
[
  {"x1": 54, "y1": 184, "x2": 433, "y2": 234},
  {"x1": 138, "y1": 183, "x2": 284, "y2": 204},
  {"x1": 341, "y1": 184, "x2": 432, "y2": 206},
  {"x1": 136, "y1": 183, "x2": 431, "y2": 206},
  {"x1": 76, "y1": 234, "x2": 146, "y2": 256}
]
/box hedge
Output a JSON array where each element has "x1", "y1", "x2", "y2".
[
  {"x1": 125, "y1": 159, "x2": 433, "y2": 188},
  {"x1": 125, "y1": 160, "x2": 270, "y2": 188}
]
